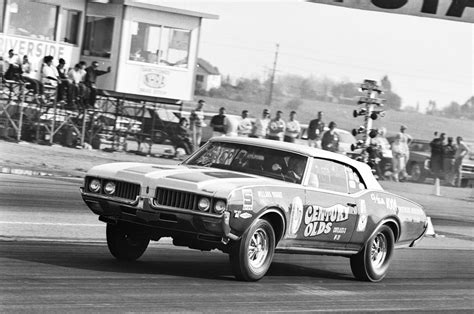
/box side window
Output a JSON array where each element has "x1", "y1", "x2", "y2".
[
  {"x1": 346, "y1": 166, "x2": 366, "y2": 193},
  {"x1": 309, "y1": 158, "x2": 348, "y2": 193}
]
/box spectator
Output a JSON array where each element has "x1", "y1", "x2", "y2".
[
  {"x1": 251, "y1": 108, "x2": 270, "y2": 138},
  {"x1": 284, "y1": 110, "x2": 301, "y2": 143},
  {"x1": 443, "y1": 137, "x2": 457, "y2": 185},
  {"x1": 307, "y1": 111, "x2": 325, "y2": 148},
  {"x1": 224, "y1": 114, "x2": 239, "y2": 137},
  {"x1": 397, "y1": 125, "x2": 412, "y2": 181},
  {"x1": 391, "y1": 134, "x2": 404, "y2": 182},
  {"x1": 189, "y1": 99, "x2": 206, "y2": 150},
  {"x1": 41, "y1": 55, "x2": 60, "y2": 87},
  {"x1": 67, "y1": 63, "x2": 88, "y2": 109},
  {"x1": 210, "y1": 107, "x2": 226, "y2": 137},
  {"x1": 84, "y1": 60, "x2": 111, "y2": 108},
  {"x1": 370, "y1": 127, "x2": 390, "y2": 180},
  {"x1": 237, "y1": 110, "x2": 253, "y2": 137},
  {"x1": 173, "y1": 117, "x2": 193, "y2": 156},
  {"x1": 20, "y1": 55, "x2": 44, "y2": 101},
  {"x1": 4, "y1": 49, "x2": 22, "y2": 80},
  {"x1": 56, "y1": 58, "x2": 72, "y2": 104},
  {"x1": 453, "y1": 136, "x2": 470, "y2": 187},
  {"x1": 321, "y1": 121, "x2": 339, "y2": 152},
  {"x1": 267, "y1": 110, "x2": 285, "y2": 141},
  {"x1": 430, "y1": 132, "x2": 445, "y2": 180}
]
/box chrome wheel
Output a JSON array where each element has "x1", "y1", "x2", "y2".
[
  {"x1": 248, "y1": 228, "x2": 269, "y2": 270},
  {"x1": 230, "y1": 219, "x2": 276, "y2": 281},
  {"x1": 370, "y1": 233, "x2": 387, "y2": 270},
  {"x1": 350, "y1": 225, "x2": 394, "y2": 282}
]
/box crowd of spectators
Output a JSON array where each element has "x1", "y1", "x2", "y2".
[
  {"x1": 176, "y1": 99, "x2": 340, "y2": 158},
  {"x1": 429, "y1": 132, "x2": 470, "y2": 187},
  {"x1": 1, "y1": 49, "x2": 111, "y2": 110}
]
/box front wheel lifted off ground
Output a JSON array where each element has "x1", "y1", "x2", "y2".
[
  {"x1": 106, "y1": 223, "x2": 150, "y2": 261},
  {"x1": 229, "y1": 219, "x2": 276, "y2": 281},
  {"x1": 350, "y1": 225, "x2": 394, "y2": 282}
]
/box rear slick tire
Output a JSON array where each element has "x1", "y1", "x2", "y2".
[
  {"x1": 229, "y1": 219, "x2": 275, "y2": 281},
  {"x1": 350, "y1": 225, "x2": 394, "y2": 282},
  {"x1": 106, "y1": 224, "x2": 150, "y2": 261}
]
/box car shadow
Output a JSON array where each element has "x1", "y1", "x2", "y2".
[{"x1": 0, "y1": 240, "x2": 352, "y2": 282}]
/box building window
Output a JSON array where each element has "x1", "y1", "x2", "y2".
[
  {"x1": 129, "y1": 21, "x2": 190, "y2": 68},
  {"x1": 60, "y1": 9, "x2": 81, "y2": 45},
  {"x1": 6, "y1": 0, "x2": 58, "y2": 41},
  {"x1": 83, "y1": 16, "x2": 114, "y2": 58}
]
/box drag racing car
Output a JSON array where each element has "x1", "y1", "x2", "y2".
[{"x1": 81, "y1": 137, "x2": 428, "y2": 282}]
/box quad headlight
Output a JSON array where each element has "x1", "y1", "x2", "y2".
[
  {"x1": 198, "y1": 197, "x2": 210, "y2": 212},
  {"x1": 213, "y1": 200, "x2": 226, "y2": 214},
  {"x1": 104, "y1": 181, "x2": 116, "y2": 195},
  {"x1": 89, "y1": 179, "x2": 101, "y2": 193}
]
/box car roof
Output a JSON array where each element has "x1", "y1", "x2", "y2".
[{"x1": 209, "y1": 137, "x2": 382, "y2": 190}]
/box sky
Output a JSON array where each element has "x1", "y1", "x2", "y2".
[{"x1": 156, "y1": 0, "x2": 473, "y2": 111}]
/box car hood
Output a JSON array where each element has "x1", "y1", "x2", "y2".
[{"x1": 86, "y1": 162, "x2": 285, "y2": 198}]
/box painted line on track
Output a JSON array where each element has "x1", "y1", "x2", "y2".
[{"x1": 0, "y1": 221, "x2": 103, "y2": 227}]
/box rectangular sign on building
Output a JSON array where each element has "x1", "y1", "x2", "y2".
[{"x1": 307, "y1": 0, "x2": 474, "y2": 23}]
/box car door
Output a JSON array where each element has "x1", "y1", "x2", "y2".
[{"x1": 297, "y1": 158, "x2": 360, "y2": 250}]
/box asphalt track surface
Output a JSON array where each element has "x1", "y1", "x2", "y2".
[{"x1": 1, "y1": 175, "x2": 473, "y2": 312}]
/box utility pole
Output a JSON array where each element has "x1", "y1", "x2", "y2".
[{"x1": 266, "y1": 43, "x2": 279, "y2": 106}]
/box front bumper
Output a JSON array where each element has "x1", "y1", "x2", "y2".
[{"x1": 81, "y1": 189, "x2": 237, "y2": 241}]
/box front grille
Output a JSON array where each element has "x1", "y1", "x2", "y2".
[
  {"x1": 85, "y1": 177, "x2": 140, "y2": 201},
  {"x1": 462, "y1": 165, "x2": 474, "y2": 173},
  {"x1": 155, "y1": 188, "x2": 197, "y2": 210}
]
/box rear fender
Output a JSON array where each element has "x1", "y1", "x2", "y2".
[{"x1": 360, "y1": 217, "x2": 400, "y2": 253}]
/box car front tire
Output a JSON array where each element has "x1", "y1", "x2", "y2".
[
  {"x1": 106, "y1": 223, "x2": 150, "y2": 261},
  {"x1": 350, "y1": 225, "x2": 394, "y2": 282},
  {"x1": 229, "y1": 219, "x2": 275, "y2": 281}
]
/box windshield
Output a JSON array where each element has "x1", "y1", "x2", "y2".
[{"x1": 184, "y1": 142, "x2": 308, "y2": 184}]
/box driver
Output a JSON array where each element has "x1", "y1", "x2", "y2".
[{"x1": 286, "y1": 157, "x2": 306, "y2": 183}]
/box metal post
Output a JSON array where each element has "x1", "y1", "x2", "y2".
[
  {"x1": 16, "y1": 83, "x2": 25, "y2": 142},
  {"x1": 50, "y1": 91, "x2": 57, "y2": 145},
  {"x1": 81, "y1": 108, "x2": 87, "y2": 147}
]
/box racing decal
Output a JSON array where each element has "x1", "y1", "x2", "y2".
[
  {"x1": 370, "y1": 193, "x2": 397, "y2": 210},
  {"x1": 303, "y1": 204, "x2": 349, "y2": 237},
  {"x1": 287, "y1": 197, "x2": 304, "y2": 238},
  {"x1": 356, "y1": 199, "x2": 368, "y2": 232},
  {"x1": 257, "y1": 191, "x2": 283, "y2": 198},
  {"x1": 242, "y1": 189, "x2": 253, "y2": 211},
  {"x1": 234, "y1": 210, "x2": 252, "y2": 219}
]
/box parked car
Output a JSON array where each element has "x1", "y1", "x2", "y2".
[{"x1": 81, "y1": 137, "x2": 428, "y2": 282}]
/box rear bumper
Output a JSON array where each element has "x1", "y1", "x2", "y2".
[{"x1": 409, "y1": 221, "x2": 428, "y2": 248}]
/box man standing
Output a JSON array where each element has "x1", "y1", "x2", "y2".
[
  {"x1": 210, "y1": 107, "x2": 226, "y2": 137},
  {"x1": 398, "y1": 125, "x2": 412, "y2": 181},
  {"x1": 443, "y1": 137, "x2": 457, "y2": 185},
  {"x1": 453, "y1": 136, "x2": 470, "y2": 187},
  {"x1": 237, "y1": 110, "x2": 252, "y2": 137},
  {"x1": 266, "y1": 110, "x2": 285, "y2": 141},
  {"x1": 84, "y1": 61, "x2": 111, "y2": 108},
  {"x1": 189, "y1": 99, "x2": 206, "y2": 149},
  {"x1": 321, "y1": 121, "x2": 339, "y2": 152},
  {"x1": 307, "y1": 111, "x2": 325, "y2": 148},
  {"x1": 251, "y1": 109, "x2": 270, "y2": 138},
  {"x1": 284, "y1": 111, "x2": 301, "y2": 143},
  {"x1": 430, "y1": 132, "x2": 445, "y2": 181}
]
